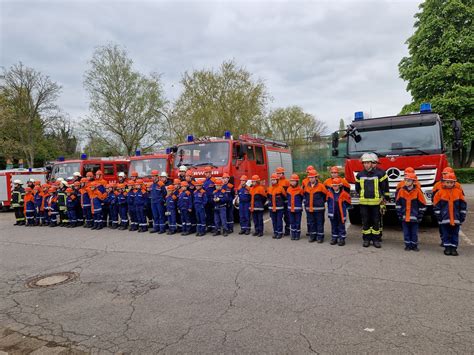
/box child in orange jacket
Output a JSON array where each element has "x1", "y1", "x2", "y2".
[
  {"x1": 433, "y1": 173, "x2": 467, "y2": 256},
  {"x1": 396, "y1": 173, "x2": 426, "y2": 251}
]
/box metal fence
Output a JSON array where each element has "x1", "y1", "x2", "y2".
[{"x1": 291, "y1": 139, "x2": 346, "y2": 173}]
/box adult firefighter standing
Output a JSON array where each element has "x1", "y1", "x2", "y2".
[{"x1": 355, "y1": 153, "x2": 389, "y2": 248}]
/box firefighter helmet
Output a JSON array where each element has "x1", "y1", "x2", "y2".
[
  {"x1": 179, "y1": 165, "x2": 187, "y2": 172},
  {"x1": 442, "y1": 167, "x2": 454, "y2": 175},
  {"x1": 290, "y1": 174, "x2": 299, "y2": 181},
  {"x1": 443, "y1": 173, "x2": 457, "y2": 181},
  {"x1": 360, "y1": 153, "x2": 377, "y2": 163}
]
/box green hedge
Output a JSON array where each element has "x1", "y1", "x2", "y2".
[{"x1": 454, "y1": 168, "x2": 474, "y2": 183}]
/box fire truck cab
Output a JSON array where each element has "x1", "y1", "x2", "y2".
[
  {"x1": 171, "y1": 132, "x2": 293, "y2": 187},
  {"x1": 332, "y1": 103, "x2": 458, "y2": 224},
  {"x1": 50, "y1": 155, "x2": 130, "y2": 182},
  {"x1": 128, "y1": 151, "x2": 175, "y2": 180},
  {"x1": 0, "y1": 168, "x2": 47, "y2": 210}
]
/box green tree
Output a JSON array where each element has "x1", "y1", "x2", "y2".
[
  {"x1": 83, "y1": 134, "x2": 122, "y2": 157},
  {"x1": 44, "y1": 115, "x2": 79, "y2": 157},
  {"x1": 398, "y1": 0, "x2": 473, "y2": 167},
  {"x1": 83, "y1": 43, "x2": 166, "y2": 155},
  {"x1": 0, "y1": 62, "x2": 62, "y2": 167},
  {"x1": 171, "y1": 60, "x2": 269, "y2": 142},
  {"x1": 265, "y1": 106, "x2": 326, "y2": 147}
]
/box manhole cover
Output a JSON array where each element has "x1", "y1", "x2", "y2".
[{"x1": 26, "y1": 272, "x2": 79, "y2": 288}]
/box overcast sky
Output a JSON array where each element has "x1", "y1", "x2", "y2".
[{"x1": 1, "y1": 0, "x2": 422, "y2": 133}]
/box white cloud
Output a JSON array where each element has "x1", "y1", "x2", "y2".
[{"x1": 1, "y1": 0, "x2": 421, "y2": 133}]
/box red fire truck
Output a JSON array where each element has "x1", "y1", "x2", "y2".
[
  {"x1": 50, "y1": 155, "x2": 130, "y2": 182},
  {"x1": 332, "y1": 103, "x2": 461, "y2": 224},
  {"x1": 0, "y1": 168, "x2": 47, "y2": 210},
  {"x1": 128, "y1": 152, "x2": 175, "y2": 180},
  {"x1": 171, "y1": 132, "x2": 293, "y2": 187}
]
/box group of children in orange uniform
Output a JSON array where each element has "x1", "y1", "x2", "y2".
[
  {"x1": 13, "y1": 164, "x2": 467, "y2": 255},
  {"x1": 395, "y1": 166, "x2": 466, "y2": 255}
]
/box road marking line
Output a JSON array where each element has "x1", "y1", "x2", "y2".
[{"x1": 459, "y1": 230, "x2": 473, "y2": 246}]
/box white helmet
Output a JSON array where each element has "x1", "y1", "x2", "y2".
[
  {"x1": 56, "y1": 177, "x2": 64, "y2": 182},
  {"x1": 179, "y1": 165, "x2": 187, "y2": 172},
  {"x1": 28, "y1": 178, "x2": 35, "y2": 183},
  {"x1": 360, "y1": 153, "x2": 377, "y2": 163},
  {"x1": 118, "y1": 172, "x2": 126, "y2": 178},
  {"x1": 160, "y1": 172, "x2": 168, "y2": 178},
  {"x1": 370, "y1": 153, "x2": 379, "y2": 163},
  {"x1": 14, "y1": 179, "x2": 22, "y2": 184},
  {"x1": 73, "y1": 172, "x2": 81, "y2": 177}
]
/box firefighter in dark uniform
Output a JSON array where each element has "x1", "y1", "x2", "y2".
[
  {"x1": 12, "y1": 180, "x2": 25, "y2": 225},
  {"x1": 355, "y1": 153, "x2": 389, "y2": 248}
]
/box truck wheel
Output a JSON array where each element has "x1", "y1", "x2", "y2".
[{"x1": 348, "y1": 207, "x2": 361, "y2": 225}]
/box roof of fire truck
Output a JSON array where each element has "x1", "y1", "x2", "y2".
[{"x1": 176, "y1": 132, "x2": 289, "y2": 149}]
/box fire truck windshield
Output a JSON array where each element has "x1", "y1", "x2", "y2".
[
  {"x1": 130, "y1": 158, "x2": 167, "y2": 176},
  {"x1": 348, "y1": 122, "x2": 442, "y2": 156},
  {"x1": 175, "y1": 142, "x2": 230, "y2": 167},
  {"x1": 52, "y1": 162, "x2": 81, "y2": 179}
]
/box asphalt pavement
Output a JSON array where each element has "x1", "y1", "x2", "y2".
[{"x1": 1, "y1": 186, "x2": 473, "y2": 354}]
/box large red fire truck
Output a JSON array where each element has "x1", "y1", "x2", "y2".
[
  {"x1": 50, "y1": 155, "x2": 130, "y2": 182},
  {"x1": 171, "y1": 132, "x2": 293, "y2": 187},
  {"x1": 332, "y1": 103, "x2": 461, "y2": 224},
  {"x1": 0, "y1": 168, "x2": 48, "y2": 210},
  {"x1": 128, "y1": 151, "x2": 175, "y2": 180}
]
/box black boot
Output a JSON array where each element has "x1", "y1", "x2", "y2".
[
  {"x1": 338, "y1": 239, "x2": 345, "y2": 246},
  {"x1": 238, "y1": 230, "x2": 245, "y2": 235},
  {"x1": 373, "y1": 237, "x2": 382, "y2": 248},
  {"x1": 213, "y1": 229, "x2": 221, "y2": 236},
  {"x1": 362, "y1": 237, "x2": 370, "y2": 247},
  {"x1": 451, "y1": 248, "x2": 459, "y2": 256},
  {"x1": 444, "y1": 247, "x2": 452, "y2": 256},
  {"x1": 223, "y1": 230, "x2": 228, "y2": 237},
  {"x1": 330, "y1": 239, "x2": 337, "y2": 245}
]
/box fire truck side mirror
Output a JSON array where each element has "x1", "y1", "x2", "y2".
[
  {"x1": 331, "y1": 132, "x2": 339, "y2": 148},
  {"x1": 452, "y1": 120, "x2": 462, "y2": 151}
]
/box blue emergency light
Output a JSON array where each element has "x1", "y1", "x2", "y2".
[
  {"x1": 354, "y1": 111, "x2": 364, "y2": 121},
  {"x1": 165, "y1": 148, "x2": 171, "y2": 154},
  {"x1": 28, "y1": 168, "x2": 32, "y2": 172},
  {"x1": 135, "y1": 149, "x2": 141, "y2": 156},
  {"x1": 80, "y1": 153, "x2": 87, "y2": 160},
  {"x1": 224, "y1": 130, "x2": 231, "y2": 139},
  {"x1": 420, "y1": 102, "x2": 432, "y2": 113},
  {"x1": 187, "y1": 135, "x2": 194, "y2": 142},
  {"x1": 57, "y1": 156, "x2": 65, "y2": 162}
]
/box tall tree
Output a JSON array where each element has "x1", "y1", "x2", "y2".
[
  {"x1": 83, "y1": 43, "x2": 166, "y2": 155},
  {"x1": 265, "y1": 106, "x2": 326, "y2": 147},
  {"x1": 398, "y1": 0, "x2": 473, "y2": 167},
  {"x1": 171, "y1": 60, "x2": 269, "y2": 142},
  {"x1": 0, "y1": 62, "x2": 61, "y2": 167},
  {"x1": 44, "y1": 115, "x2": 78, "y2": 157}
]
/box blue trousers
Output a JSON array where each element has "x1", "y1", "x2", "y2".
[
  {"x1": 167, "y1": 210, "x2": 177, "y2": 232},
  {"x1": 307, "y1": 211, "x2": 325, "y2": 241},
  {"x1": 119, "y1": 205, "x2": 128, "y2": 227},
  {"x1": 440, "y1": 224, "x2": 460, "y2": 248},
  {"x1": 195, "y1": 206, "x2": 206, "y2": 234},
  {"x1": 252, "y1": 210, "x2": 264, "y2": 234},
  {"x1": 83, "y1": 206, "x2": 93, "y2": 226},
  {"x1": 330, "y1": 218, "x2": 346, "y2": 241},
  {"x1": 93, "y1": 209, "x2": 103, "y2": 228},
  {"x1": 67, "y1": 209, "x2": 77, "y2": 225},
  {"x1": 180, "y1": 209, "x2": 191, "y2": 233},
  {"x1": 151, "y1": 202, "x2": 166, "y2": 232},
  {"x1": 50, "y1": 211, "x2": 59, "y2": 225},
  {"x1": 214, "y1": 207, "x2": 227, "y2": 231},
  {"x1": 402, "y1": 221, "x2": 419, "y2": 247},
  {"x1": 270, "y1": 209, "x2": 284, "y2": 237},
  {"x1": 239, "y1": 203, "x2": 251, "y2": 232},
  {"x1": 205, "y1": 202, "x2": 215, "y2": 230},
  {"x1": 129, "y1": 208, "x2": 138, "y2": 230},
  {"x1": 25, "y1": 209, "x2": 36, "y2": 225},
  {"x1": 110, "y1": 204, "x2": 119, "y2": 227},
  {"x1": 136, "y1": 205, "x2": 147, "y2": 230},
  {"x1": 289, "y1": 211, "x2": 302, "y2": 239}
]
